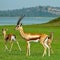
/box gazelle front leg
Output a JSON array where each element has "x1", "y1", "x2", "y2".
[
  {"x1": 16, "y1": 41, "x2": 21, "y2": 51},
  {"x1": 26, "y1": 41, "x2": 30, "y2": 56},
  {"x1": 42, "y1": 44, "x2": 47, "y2": 57}
]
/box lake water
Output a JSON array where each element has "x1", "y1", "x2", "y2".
[{"x1": 0, "y1": 17, "x2": 56, "y2": 25}]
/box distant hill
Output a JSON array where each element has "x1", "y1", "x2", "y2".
[{"x1": 0, "y1": 6, "x2": 60, "y2": 17}]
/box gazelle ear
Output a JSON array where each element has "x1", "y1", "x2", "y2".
[
  {"x1": 5, "y1": 28, "x2": 6, "y2": 31},
  {"x1": 5, "y1": 28, "x2": 8, "y2": 31},
  {"x1": 20, "y1": 23, "x2": 22, "y2": 26},
  {"x1": 2, "y1": 29, "x2": 3, "y2": 31}
]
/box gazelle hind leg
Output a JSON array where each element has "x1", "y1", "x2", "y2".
[
  {"x1": 5, "y1": 44, "x2": 8, "y2": 50},
  {"x1": 9, "y1": 41, "x2": 13, "y2": 52},
  {"x1": 48, "y1": 43, "x2": 54, "y2": 54},
  {"x1": 42, "y1": 44, "x2": 47, "y2": 57},
  {"x1": 50, "y1": 45, "x2": 54, "y2": 54},
  {"x1": 44, "y1": 42, "x2": 50, "y2": 56},
  {"x1": 44, "y1": 37, "x2": 50, "y2": 56}
]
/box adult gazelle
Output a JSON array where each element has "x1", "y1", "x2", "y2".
[{"x1": 15, "y1": 16, "x2": 53, "y2": 57}]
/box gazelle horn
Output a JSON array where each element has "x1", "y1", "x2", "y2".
[{"x1": 17, "y1": 15, "x2": 25, "y2": 25}]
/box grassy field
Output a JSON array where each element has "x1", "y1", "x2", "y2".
[{"x1": 0, "y1": 17, "x2": 60, "y2": 60}]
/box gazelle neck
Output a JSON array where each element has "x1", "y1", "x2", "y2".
[
  {"x1": 3, "y1": 31, "x2": 6, "y2": 39},
  {"x1": 19, "y1": 26, "x2": 26, "y2": 38}
]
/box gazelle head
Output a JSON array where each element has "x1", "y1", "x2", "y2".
[
  {"x1": 2, "y1": 28, "x2": 8, "y2": 39},
  {"x1": 2, "y1": 28, "x2": 6, "y2": 35},
  {"x1": 2, "y1": 28, "x2": 8, "y2": 35},
  {"x1": 15, "y1": 15, "x2": 25, "y2": 30}
]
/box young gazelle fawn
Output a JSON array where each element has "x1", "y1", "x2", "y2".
[
  {"x1": 15, "y1": 16, "x2": 53, "y2": 57},
  {"x1": 2, "y1": 28, "x2": 21, "y2": 52}
]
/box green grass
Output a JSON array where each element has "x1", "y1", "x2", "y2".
[
  {"x1": 0, "y1": 17, "x2": 60, "y2": 60},
  {"x1": 0, "y1": 24, "x2": 60, "y2": 60}
]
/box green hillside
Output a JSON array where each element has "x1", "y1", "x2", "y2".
[
  {"x1": 41, "y1": 17, "x2": 60, "y2": 26},
  {"x1": 48, "y1": 17, "x2": 60, "y2": 23}
]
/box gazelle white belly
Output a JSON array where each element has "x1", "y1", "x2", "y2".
[{"x1": 29, "y1": 39, "x2": 39, "y2": 42}]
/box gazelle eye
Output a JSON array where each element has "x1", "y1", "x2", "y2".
[{"x1": 16, "y1": 25, "x2": 19, "y2": 28}]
